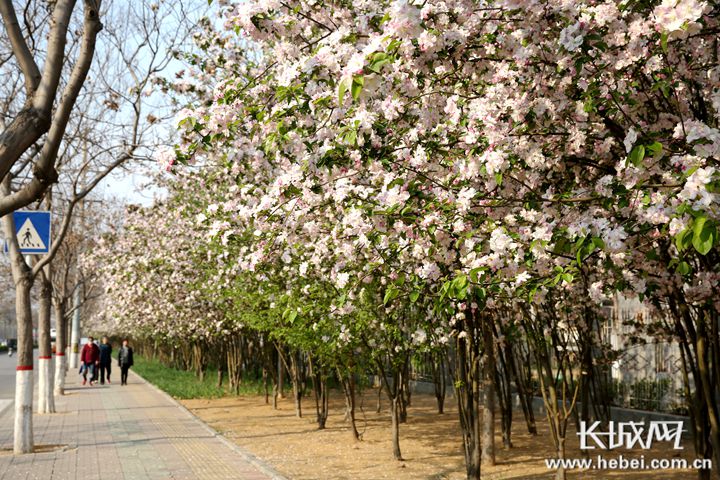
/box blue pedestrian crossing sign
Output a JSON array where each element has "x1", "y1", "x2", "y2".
[{"x1": 12, "y1": 211, "x2": 51, "y2": 254}]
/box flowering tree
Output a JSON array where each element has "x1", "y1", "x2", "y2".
[{"x1": 89, "y1": 0, "x2": 720, "y2": 478}]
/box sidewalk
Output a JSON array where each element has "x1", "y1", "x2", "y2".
[{"x1": 0, "y1": 368, "x2": 285, "y2": 480}]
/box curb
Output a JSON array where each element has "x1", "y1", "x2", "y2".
[{"x1": 129, "y1": 370, "x2": 289, "y2": 480}]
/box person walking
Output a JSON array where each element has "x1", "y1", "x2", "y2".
[
  {"x1": 118, "y1": 339, "x2": 134, "y2": 386},
  {"x1": 80, "y1": 337, "x2": 100, "y2": 386},
  {"x1": 98, "y1": 337, "x2": 113, "y2": 385}
]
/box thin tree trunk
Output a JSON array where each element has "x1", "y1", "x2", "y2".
[
  {"x1": 37, "y1": 265, "x2": 55, "y2": 414},
  {"x1": 270, "y1": 342, "x2": 279, "y2": 409},
  {"x1": 277, "y1": 347, "x2": 285, "y2": 399},
  {"x1": 398, "y1": 373, "x2": 408, "y2": 423},
  {"x1": 53, "y1": 300, "x2": 67, "y2": 396},
  {"x1": 555, "y1": 437, "x2": 567, "y2": 480},
  {"x1": 376, "y1": 375, "x2": 383, "y2": 413},
  {"x1": 432, "y1": 352, "x2": 446, "y2": 414},
  {"x1": 309, "y1": 356, "x2": 328, "y2": 429},
  {"x1": 508, "y1": 342, "x2": 537, "y2": 435},
  {"x1": 339, "y1": 368, "x2": 360, "y2": 442},
  {"x1": 217, "y1": 366, "x2": 224, "y2": 389},
  {"x1": 481, "y1": 314, "x2": 496, "y2": 466},
  {"x1": 456, "y1": 325, "x2": 481, "y2": 480},
  {"x1": 289, "y1": 351, "x2": 303, "y2": 418},
  {"x1": 226, "y1": 335, "x2": 243, "y2": 395},
  {"x1": 696, "y1": 332, "x2": 720, "y2": 475},
  {"x1": 272, "y1": 381, "x2": 279, "y2": 409},
  {"x1": 492, "y1": 323, "x2": 513, "y2": 450},
  {"x1": 192, "y1": 343, "x2": 206, "y2": 381},
  {"x1": 391, "y1": 396, "x2": 403, "y2": 460},
  {"x1": 399, "y1": 357, "x2": 411, "y2": 423},
  {"x1": 69, "y1": 286, "x2": 81, "y2": 369},
  {"x1": 263, "y1": 366, "x2": 269, "y2": 404}
]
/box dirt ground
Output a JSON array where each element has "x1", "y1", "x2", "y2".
[{"x1": 181, "y1": 389, "x2": 701, "y2": 480}]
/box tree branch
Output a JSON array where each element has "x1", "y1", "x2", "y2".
[
  {"x1": 0, "y1": 0, "x2": 103, "y2": 217},
  {"x1": 0, "y1": 0, "x2": 41, "y2": 94}
]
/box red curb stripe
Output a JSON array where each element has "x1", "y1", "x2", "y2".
[
  {"x1": 16, "y1": 366, "x2": 33, "y2": 371},
  {"x1": 38, "y1": 356, "x2": 52, "y2": 359},
  {"x1": 55, "y1": 352, "x2": 65, "y2": 356}
]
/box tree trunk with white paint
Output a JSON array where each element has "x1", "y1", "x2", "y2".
[
  {"x1": 54, "y1": 300, "x2": 67, "y2": 395},
  {"x1": 2, "y1": 197, "x2": 36, "y2": 454},
  {"x1": 37, "y1": 266, "x2": 55, "y2": 413},
  {"x1": 14, "y1": 279, "x2": 35, "y2": 453},
  {"x1": 69, "y1": 286, "x2": 81, "y2": 369}
]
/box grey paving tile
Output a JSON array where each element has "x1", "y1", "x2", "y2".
[{"x1": 0, "y1": 367, "x2": 283, "y2": 479}]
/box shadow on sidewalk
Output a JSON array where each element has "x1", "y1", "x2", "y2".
[
  {"x1": 75, "y1": 435, "x2": 217, "y2": 448},
  {"x1": 64, "y1": 386, "x2": 111, "y2": 391}
]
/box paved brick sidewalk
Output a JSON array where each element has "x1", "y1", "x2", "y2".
[{"x1": 0, "y1": 369, "x2": 285, "y2": 480}]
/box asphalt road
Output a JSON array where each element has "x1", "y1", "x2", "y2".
[{"x1": 0, "y1": 348, "x2": 39, "y2": 400}]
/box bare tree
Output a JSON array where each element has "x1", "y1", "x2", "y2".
[{"x1": 1, "y1": 0, "x2": 202, "y2": 454}]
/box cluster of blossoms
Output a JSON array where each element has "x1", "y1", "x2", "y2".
[
  {"x1": 163, "y1": 0, "x2": 719, "y2": 316},
  {"x1": 98, "y1": 0, "x2": 720, "y2": 475}
]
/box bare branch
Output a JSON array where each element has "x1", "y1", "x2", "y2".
[
  {"x1": 0, "y1": 0, "x2": 41, "y2": 94},
  {"x1": 0, "y1": 0, "x2": 103, "y2": 216}
]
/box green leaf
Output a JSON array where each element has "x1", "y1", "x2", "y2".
[
  {"x1": 692, "y1": 216, "x2": 717, "y2": 255},
  {"x1": 351, "y1": 76, "x2": 364, "y2": 101},
  {"x1": 338, "y1": 76, "x2": 351, "y2": 104},
  {"x1": 495, "y1": 172, "x2": 503, "y2": 186},
  {"x1": 629, "y1": 145, "x2": 645, "y2": 167},
  {"x1": 383, "y1": 285, "x2": 399, "y2": 305},
  {"x1": 409, "y1": 291, "x2": 420, "y2": 303},
  {"x1": 469, "y1": 267, "x2": 483, "y2": 283},
  {"x1": 287, "y1": 310, "x2": 298, "y2": 323},
  {"x1": 677, "y1": 261, "x2": 691, "y2": 275},
  {"x1": 675, "y1": 228, "x2": 690, "y2": 252},
  {"x1": 454, "y1": 274, "x2": 468, "y2": 292},
  {"x1": 646, "y1": 141, "x2": 663, "y2": 159},
  {"x1": 575, "y1": 236, "x2": 587, "y2": 250},
  {"x1": 660, "y1": 31, "x2": 668, "y2": 53},
  {"x1": 368, "y1": 53, "x2": 391, "y2": 73}
]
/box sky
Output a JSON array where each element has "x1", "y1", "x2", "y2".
[
  {"x1": 92, "y1": 0, "x2": 214, "y2": 208},
  {"x1": 101, "y1": 167, "x2": 163, "y2": 207}
]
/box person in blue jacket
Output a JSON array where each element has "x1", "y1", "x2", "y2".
[{"x1": 98, "y1": 337, "x2": 113, "y2": 385}]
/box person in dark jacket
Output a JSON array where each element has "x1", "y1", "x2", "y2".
[
  {"x1": 98, "y1": 337, "x2": 113, "y2": 385},
  {"x1": 118, "y1": 339, "x2": 134, "y2": 386},
  {"x1": 80, "y1": 337, "x2": 100, "y2": 386}
]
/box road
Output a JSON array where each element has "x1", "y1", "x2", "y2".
[{"x1": 0, "y1": 349, "x2": 39, "y2": 415}]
